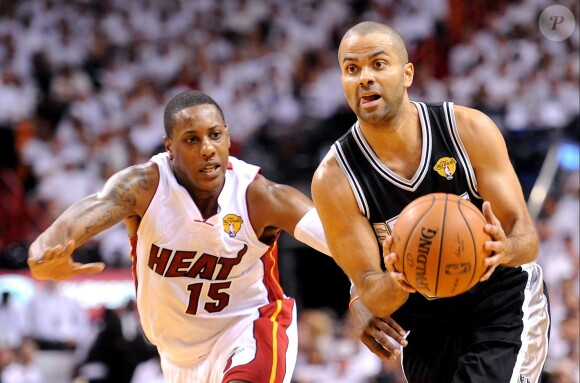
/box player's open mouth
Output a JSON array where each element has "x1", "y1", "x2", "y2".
[
  {"x1": 200, "y1": 164, "x2": 220, "y2": 174},
  {"x1": 360, "y1": 93, "x2": 381, "y2": 106}
]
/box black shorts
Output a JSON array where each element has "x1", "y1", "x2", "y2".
[{"x1": 392, "y1": 264, "x2": 550, "y2": 383}]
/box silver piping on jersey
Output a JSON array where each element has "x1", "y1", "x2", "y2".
[
  {"x1": 332, "y1": 141, "x2": 370, "y2": 218},
  {"x1": 443, "y1": 102, "x2": 482, "y2": 199}
]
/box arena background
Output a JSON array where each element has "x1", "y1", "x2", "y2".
[{"x1": 0, "y1": 1, "x2": 578, "y2": 382}]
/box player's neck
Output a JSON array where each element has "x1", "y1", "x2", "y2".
[
  {"x1": 359, "y1": 103, "x2": 422, "y2": 179},
  {"x1": 359, "y1": 101, "x2": 419, "y2": 152},
  {"x1": 192, "y1": 193, "x2": 220, "y2": 220}
]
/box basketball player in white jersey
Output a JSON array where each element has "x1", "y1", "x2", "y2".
[{"x1": 27, "y1": 89, "x2": 408, "y2": 383}]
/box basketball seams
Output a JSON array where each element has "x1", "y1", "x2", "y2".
[
  {"x1": 456, "y1": 197, "x2": 479, "y2": 293},
  {"x1": 395, "y1": 193, "x2": 487, "y2": 298},
  {"x1": 433, "y1": 194, "x2": 448, "y2": 297},
  {"x1": 401, "y1": 196, "x2": 437, "y2": 283}
]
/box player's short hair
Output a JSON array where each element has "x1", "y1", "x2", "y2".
[
  {"x1": 342, "y1": 21, "x2": 409, "y2": 64},
  {"x1": 163, "y1": 90, "x2": 225, "y2": 137}
]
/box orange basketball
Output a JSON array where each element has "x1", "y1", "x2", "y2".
[{"x1": 392, "y1": 193, "x2": 491, "y2": 299}]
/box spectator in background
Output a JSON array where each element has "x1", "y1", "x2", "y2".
[
  {"x1": 24, "y1": 280, "x2": 90, "y2": 351},
  {"x1": 293, "y1": 308, "x2": 337, "y2": 382},
  {"x1": 76, "y1": 308, "x2": 131, "y2": 383},
  {"x1": 0, "y1": 291, "x2": 24, "y2": 351},
  {"x1": 0, "y1": 338, "x2": 42, "y2": 383}
]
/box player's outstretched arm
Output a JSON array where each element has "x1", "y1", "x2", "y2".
[
  {"x1": 28, "y1": 163, "x2": 158, "y2": 280},
  {"x1": 246, "y1": 173, "x2": 324, "y2": 249},
  {"x1": 312, "y1": 152, "x2": 408, "y2": 318},
  {"x1": 249, "y1": 173, "x2": 409, "y2": 357}
]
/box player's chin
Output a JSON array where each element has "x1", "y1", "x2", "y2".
[{"x1": 195, "y1": 173, "x2": 225, "y2": 189}]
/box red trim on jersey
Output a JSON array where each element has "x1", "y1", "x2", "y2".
[
  {"x1": 223, "y1": 298, "x2": 295, "y2": 383},
  {"x1": 129, "y1": 235, "x2": 139, "y2": 292},
  {"x1": 260, "y1": 241, "x2": 285, "y2": 301}
]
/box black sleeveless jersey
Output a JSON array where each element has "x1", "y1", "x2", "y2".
[
  {"x1": 333, "y1": 101, "x2": 482, "y2": 252},
  {"x1": 333, "y1": 101, "x2": 521, "y2": 326}
]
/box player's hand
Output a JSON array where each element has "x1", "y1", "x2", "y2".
[
  {"x1": 383, "y1": 235, "x2": 416, "y2": 293},
  {"x1": 350, "y1": 297, "x2": 408, "y2": 361},
  {"x1": 27, "y1": 239, "x2": 105, "y2": 281},
  {"x1": 480, "y1": 201, "x2": 507, "y2": 281}
]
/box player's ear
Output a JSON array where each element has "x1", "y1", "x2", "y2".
[
  {"x1": 163, "y1": 136, "x2": 174, "y2": 160},
  {"x1": 403, "y1": 63, "x2": 414, "y2": 87}
]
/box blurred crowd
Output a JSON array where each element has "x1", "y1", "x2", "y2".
[{"x1": 0, "y1": 0, "x2": 578, "y2": 382}]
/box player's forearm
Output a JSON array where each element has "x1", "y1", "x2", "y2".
[
  {"x1": 358, "y1": 272, "x2": 409, "y2": 318},
  {"x1": 30, "y1": 194, "x2": 127, "y2": 256},
  {"x1": 504, "y1": 221, "x2": 539, "y2": 267}
]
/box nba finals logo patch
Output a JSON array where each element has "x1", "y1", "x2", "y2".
[
  {"x1": 433, "y1": 157, "x2": 457, "y2": 180},
  {"x1": 223, "y1": 214, "x2": 243, "y2": 237}
]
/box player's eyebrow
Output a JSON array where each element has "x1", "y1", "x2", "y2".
[{"x1": 341, "y1": 50, "x2": 389, "y2": 64}]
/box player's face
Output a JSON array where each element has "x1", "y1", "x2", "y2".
[
  {"x1": 338, "y1": 32, "x2": 413, "y2": 125},
  {"x1": 164, "y1": 104, "x2": 230, "y2": 195}
]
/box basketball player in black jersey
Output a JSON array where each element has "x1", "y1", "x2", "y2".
[{"x1": 312, "y1": 21, "x2": 550, "y2": 383}]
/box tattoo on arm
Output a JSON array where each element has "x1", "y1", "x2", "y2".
[{"x1": 79, "y1": 165, "x2": 154, "y2": 240}]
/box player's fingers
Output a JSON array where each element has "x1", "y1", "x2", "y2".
[
  {"x1": 484, "y1": 223, "x2": 505, "y2": 243},
  {"x1": 480, "y1": 264, "x2": 498, "y2": 281},
  {"x1": 382, "y1": 235, "x2": 394, "y2": 254},
  {"x1": 43, "y1": 245, "x2": 61, "y2": 261},
  {"x1": 361, "y1": 335, "x2": 397, "y2": 361},
  {"x1": 482, "y1": 201, "x2": 499, "y2": 225},
  {"x1": 376, "y1": 317, "x2": 408, "y2": 341},
  {"x1": 484, "y1": 252, "x2": 504, "y2": 267},
  {"x1": 384, "y1": 252, "x2": 397, "y2": 272},
  {"x1": 390, "y1": 272, "x2": 416, "y2": 292},
  {"x1": 399, "y1": 283, "x2": 416, "y2": 293},
  {"x1": 27, "y1": 258, "x2": 39, "y2": 267},
  {"x1": 73, "y1": 262, "x2": 106, "y2": 275},
  {"x1": 484, "y1": 238, "x2": 505, "y2": 254},
  {"x1": 62, "y1": 240, "x2": 76, "y2": 258},
  {"x1": 368, "y1": 327, "x2": 405, "y2": 355}
]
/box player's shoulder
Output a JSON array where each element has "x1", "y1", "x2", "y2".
[
  {"x1": 104, "y1": 161, "x2": 160, "y2": 197},
  {"x1": 110, "y1": 161, "x2": 158, "y2": 181},
  {"x1": 312, "y1": 149, "x2": 353, "y2": 203},
  {"x1": 452, "y1": 104, "x2": 495, "y2": 128},
  {"x1": 97, "y1": 160, "x2": 160, "y2": 216},
  {"x1": 313, "y1": 149, "x2": 341, "y2": 183},
  {"x1": 450, "y1": 104, "x2": 505, "y2": 157}
]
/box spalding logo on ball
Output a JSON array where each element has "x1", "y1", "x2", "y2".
[{"x1": 392, "y1": 193, "x2": 491, "y2": 299}]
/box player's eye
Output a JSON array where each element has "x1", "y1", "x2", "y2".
[
  {"x1": 374, "y1": 61, "x2": 387, "y2": 69},
  {"x1": 346, "y1": 64, "x2": 357, "y2": 73}
]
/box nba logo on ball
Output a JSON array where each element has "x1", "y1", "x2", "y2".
[{"x1": 393, "y1": 193, "x2": 491, "y2": 299}]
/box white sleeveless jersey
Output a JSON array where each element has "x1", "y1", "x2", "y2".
[{"x1": 132, "y1": 153, "x2": 286, "y2": 366}]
